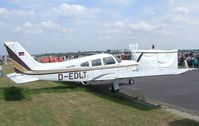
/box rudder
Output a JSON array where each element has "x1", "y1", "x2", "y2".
[{"x1": 4, "y1": 42, "x2": 42, "y2": 73}]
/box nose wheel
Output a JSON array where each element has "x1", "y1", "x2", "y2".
[
  {"x1": 111, "y1": 79, "x2": 120, "y2": 93},
  {"x1": 111, "y1": 85, "x2": 120, "y2": 93},
  {"x1": 110, "y1": 79, "x2": 135, "y2": 93}
]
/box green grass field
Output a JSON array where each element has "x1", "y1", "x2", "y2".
[{"x1": 0, "y1": 64, "x2": 199, "y2": 126}]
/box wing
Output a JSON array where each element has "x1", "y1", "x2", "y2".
[
  {"x1": 128, "y1": 68, "x2": 197, "y2": 78},
  {"x1": 91, "y1": 68, "x2": 197, "y2": 81}
]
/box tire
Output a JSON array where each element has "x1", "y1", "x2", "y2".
[{"x1": 129, "y1": 79, "x2": 134, "y2": 85}]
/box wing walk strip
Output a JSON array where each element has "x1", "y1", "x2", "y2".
[
  {"x1": 91, "y1": 73, "x2": 114, "y2": 80},
  {"x1": 10, "y1": 61, "x2": 138, "y2": 75}
]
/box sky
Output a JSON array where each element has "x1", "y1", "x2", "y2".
[{"x1": 0, "y1": 0, "x2": 199, "y2": 55}]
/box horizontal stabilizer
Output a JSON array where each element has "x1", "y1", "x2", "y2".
[{"x1": 7, "y1": 73, "x2": 39, "y2": 84}]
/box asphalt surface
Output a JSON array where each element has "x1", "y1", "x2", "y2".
[{"x1": 120, "y1": 70, "x2": 199, "y2": 115}]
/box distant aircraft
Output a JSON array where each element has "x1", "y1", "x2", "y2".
[{"x1": 4, "y1": 42, "x2": 196, "y2": 92}]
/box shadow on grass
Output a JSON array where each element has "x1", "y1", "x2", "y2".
[
  {"x1": 3, "y1": 86, "x2": 25, "y2": 101},
  {"x1": 30, "y1": 82, "x2": 85, "y2": 94},
  {"x1": 85, "y1": 84, "x2": 157, "y2": 111},
  {"x1": 0, "y1": 82, "x2": 157, "y2": 111},
  {"x1": 0, "y1": 82, "x2": 82, "y2": 101},
  {"x1": 31, "y1": 83, "x2": 157, "y2": 111},
  {"x1": 169, "y1": 119, "x2": 199, "y2": 126}
]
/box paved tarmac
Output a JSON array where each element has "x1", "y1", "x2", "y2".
[{"x1": 120, "y1": 70, "x2": 199, "y2": 115}]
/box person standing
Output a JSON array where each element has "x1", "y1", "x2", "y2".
[
  {"x1": 152, "y1": 44, "x2": 155, "y2": 49},
  {"x1": 0, "y1": 66, "x2": 3, "y2": 77}
]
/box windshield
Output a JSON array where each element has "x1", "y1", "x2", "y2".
[{"x1": 114, "y1": 56, "x2": 121, "y2": 63}]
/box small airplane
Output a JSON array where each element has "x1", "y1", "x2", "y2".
[{"x1": 4, "y1": 42, "x2": 195, "y2": 92}]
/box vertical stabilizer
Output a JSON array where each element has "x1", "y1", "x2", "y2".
[{"x1": 4, "y1": 42, "x2": 42, "y2": 73}]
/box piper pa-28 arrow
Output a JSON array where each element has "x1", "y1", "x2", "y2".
[{"x1": 4, "y1": 42, "x2": 195, "y2": 92}]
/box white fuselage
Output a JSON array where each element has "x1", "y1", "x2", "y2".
[
  {"x1": 31, "y1": 54, "x2": 139, "y2": 83},
  {"x1": 5, "y1": 42, "x2": 195, "y2": 91}
]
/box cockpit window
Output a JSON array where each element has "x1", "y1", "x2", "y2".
[
  {"x1": 92, "y1": 59, "x2": 102, "y2": 66},
  {"x1": 81, "y1": 61, "x2": 89, "y2": 67},
  {"x1": 114, "y1": 56, "x2": 121, "y2": 63},
  {"x1": 103, "y1": 57, "x2": 115, "y2": 65}
]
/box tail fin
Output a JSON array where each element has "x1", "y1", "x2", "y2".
[{"x1": 4, "y1": 42, "x2": 42, "y2": 73}]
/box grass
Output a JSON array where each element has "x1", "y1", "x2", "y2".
[{"x1": 0, "y1": 64, "x2": 199, "y2": 126}]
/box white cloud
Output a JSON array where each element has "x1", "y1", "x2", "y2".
[
  {"x1": 16, "y1": 10, "x2": 35, "y2": 17},
  {"x1": 96, "y1": 21, "x2": 128, "y2": 42},
  {"x1": 170, "y1": 6, "x2": 190, "y2": 14},
  {"x1": 1, "y1": 0, "x2": 199, "y2": 55},
  {"x1": 97, "y1": 21, "x2": 126, "y2": 36},
  {"x1": 53, "y1": 3, "x2": 87, "y2": 14},
  {"x1": 23, "y1": 22, "x2": 33, "y2": 27},
  {"x1": 0, "y1": 22, "x2": 6, "y2": 27},
  {"x1": 0, "y1": 8, "x2": 8, "y2": 15},
  {"x1": 170, "y1": 0, "x2": 174, "y2": 5},
  {"x1": 107, "y1": 0, "x2": 131, "y2": 5},
  {"x1": 161, "y1": 6, "x2": 191, "y2": 23},
  {"x1": 13, "y1": 20, "x2": 67, "y2": 34},
  {"x1": 99, "y1": 21, "x2": 125, "y2": 29},
  {"x1": 40, "y1": 20, "x2": 58, "y2": 29},
  {"x1": 0, "y1": 7, "x2": 34, "y2": 17},
  {"x1": 130, "y1": 21, "x2": 157, "y2": 32},
  {"x1": 53, "y1": 3, "x2": 100, "y2": 18},
  {"x1": 99, "y1": 0, "x2": 132, "y2": 6},
  {"x1": 13, "y1": 22, "x2": 42, "y2": 34},
  {"x1": 113, "y1": 21, "x2": 125, "y2": 29}
]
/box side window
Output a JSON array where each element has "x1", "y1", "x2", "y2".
[
  {"x1": 81, "y1": 61, "x2": 89, "y2": 67},
  {"x1": 114, "y1": 56, "x2": 121, "y2": 63},
  {"x1": 103, "y1": 57, "x2": 116, "y2": 65},
  {"x1": 92, "y1": 59, "x2": 102, "y2": 66}
]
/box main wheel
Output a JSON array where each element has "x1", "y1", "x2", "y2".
[{"x1": 129, "y1": 79, "x2": 134, "y2": 85}]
